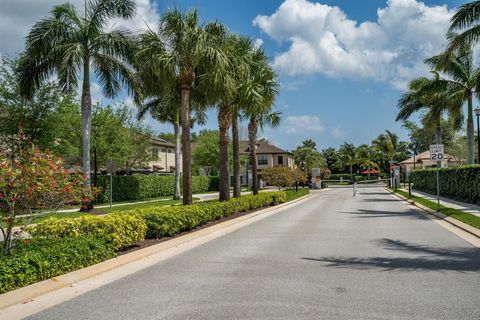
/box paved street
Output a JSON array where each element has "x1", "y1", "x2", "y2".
[{"x1": 27, "y1": 187, "x2": 480, "y2": 320}]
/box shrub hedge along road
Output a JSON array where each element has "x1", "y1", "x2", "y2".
[
  {"x1": 0, "y1": 236, "x2": 116, "y2": 294},
  {"x1": 1, "y1": 190, "x2": 308, "y2": 294},
  {"x1": 96, "y1": 175, "x2": 219, "y2": 203},
  {"x1": 410, "y1": 165, "x2": 480, "y2": 205}
]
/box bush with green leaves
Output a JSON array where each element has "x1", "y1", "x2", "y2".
[
  {"x1": 132, "y1": 192, "x2": 287, "y2": 239},
  {"x1": 0, "y1": 236, "x2": 116, "y2": 294},
  {"x1": 410, "y1": 165, "x2": 480, "y2": 204},
  {"x1": 96, "y1": 175, "x2": 218, "y2": 202},
  {"x1": 29, "y1": 213, "x2": 147, "y2": 250}
]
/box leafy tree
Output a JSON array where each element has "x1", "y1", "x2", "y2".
[
  {"x1": 338, "y1": 142, "x2": 358, "y2": 179},
  {"x1": 372, "y1": 130, "x2": 409, "y2": 171},
  {"x1": 293, "y1": 140, "x2": 325, "y2": 175},
  {"x1": 17, "y1": 0, "x2": 137, "y2": 209},
  {"x1": 158, "y1": 132, "x2": 175, "y2": 143},
  {"x1": 321, "y1": 147, "x2": 341, "y2": 172},
  {"x1": 0, "y1": 135, "x2": 93, "y2": 254},
  {"x1": 0, "y1": 56, "x2": 81, "y2": 158},
  {"x1": 192, "y1": 130, "x2": 227, "y2": 176},
  {"x1": 261, "y1": 167, "x2": 295, "y2": 190},
  {"x1": 446, "y1": 1, "x2": 480, "y2": 52}
]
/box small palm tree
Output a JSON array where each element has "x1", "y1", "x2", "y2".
[
  {"x1": 144, "y1": 9, "x2": 229, "y2": 205},
  {"x1": 17, "y1": 0, "x2": 137, "y2": 209},
  {"x1": 357, "y1": 145, "x2": 380, "y2": 181},
  {"x1": 338, "y1": 142, "x2": 358, "y2": 180}
]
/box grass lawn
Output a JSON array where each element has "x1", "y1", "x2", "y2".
[
  {"x1": 394, "y1": 189, "x2": 480, "y2": 230},
  {"x1": 284, "y1": 188, "x2": 310, "y2": 202}
]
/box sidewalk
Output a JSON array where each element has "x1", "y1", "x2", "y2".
[{"x1": 399, "y1": 188, "x2": 480, "y2": 217}]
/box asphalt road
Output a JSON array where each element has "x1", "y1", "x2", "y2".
[{"x1": 27, "y1": 187, "x2": 480, "y2": 320}]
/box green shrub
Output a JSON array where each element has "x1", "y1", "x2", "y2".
[
  {"x1": 29, "y1": 213, "x2": 147, "y2": 250},
  {"x1": 0, "y1": 236, "x2": 116, "y2": 294},
  {"x1": 131, "y1": 192, "x2": 286, "y2": 239},
  {"x1": 410, "y1": 165, "x2": 480, "y2": 205},
  {"x1": 96, "y1": 175, "x2": 218, "y2": 202}
]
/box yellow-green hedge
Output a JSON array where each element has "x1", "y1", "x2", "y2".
[{"x1": 29, "y1": 213, "x2": 147, "y2": 250}]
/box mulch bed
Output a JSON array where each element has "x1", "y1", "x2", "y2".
[{"x1": 117, "y1": 206, "x2": 270, "y2": 256}]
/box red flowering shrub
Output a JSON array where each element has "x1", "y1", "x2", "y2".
[{"x1": 0, "y1": 139, "x2": 96, "y2": 254}]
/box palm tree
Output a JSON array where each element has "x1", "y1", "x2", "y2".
[
  {"x1": 372, "y1": 130, "x2": 409, "y2": 170},
  {"x1": 446, "y1": 1, "x2": 480, "y2": 52},
  {"x1": 144, "y1": 9, "x2": 230, "y2": 205},
  {"x1": 17, "y1": 0, "x2": 136, "y2": 209},
  {"x1": 357, "y1": 145, "x2": 380, "y2": 181},
  {"x1": 242, "y1": 49, "x2": 280, "y2": 195},
  {"x1": 338, "y1": 142, "x2": 358, "y2": 180},
  {"x1": 248, "y1": 112, "x2": 281, "y2": 194},
  {"x1": 397, "y1": 75, "x2": 463, "y2": 167},
  {"x1": 424, "y1": 45, "x2": 479, "y2": 164}
]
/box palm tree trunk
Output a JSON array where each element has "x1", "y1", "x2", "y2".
[
  {"x1": 173, "y1": 110, "x2": 181, "y2": 200},
  {"x1": 248, "y1": 117, "x2": 258, "y2": 195},
  {"x1": 181, "y1": 85, "x2": 192, "y2": 205},
  {"x1": 218, "y1": 103, "x2": 231, "y2": 201},
  {"x1": 349, "y1": 164, "x2": 353, "y2": 181},
  {"x1": 467, "y1": 95, "x2": 475, "y2": 164},
  {"x1": 232, "y1": 109, "x2": 241, "y2": 198},
  {"x1": 80, "y1": 58, "x2": 93, "y2": 211},
  {"x1": 435, "y1": 117, "x2": 442, "y2": 168}
]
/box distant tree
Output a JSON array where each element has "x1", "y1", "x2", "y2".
[
  {"x1": 293, "y1": 140, "x2": 325, "y2": 175},
  {"x1": 192, "y1": 130, "x2": 228, "y2": 176},
  {"x1": 321, "y1": 147, "x2": 341, "y2": 172},
  {"x1": 262, "y1": 167, "x2": 295, "y2": 190},
  {"x1": 158, "y1": 132, "x2": 176, "y2": 143},
  {"x1": 372, "y1": 130, "x2": 409, "y2": 171},
  {"x1": 357, "y1": 145, "x2": 380, "y2": 180},
  {"x1": 338, "y1": 142, "x2": 358, "y2": 179}
]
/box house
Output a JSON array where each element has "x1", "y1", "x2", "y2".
[
  {"x1": 148, "y1": 137, "x2": 181, "y2": 174},
  {"x1": 399, "y1": 150, "x2": 464, "y2": 175},
  {"x1": 240, "y1": 139, "x2": 295, "y2": 186}
]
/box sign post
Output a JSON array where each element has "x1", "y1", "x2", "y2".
[
  {"x1": 106, "y1": 159, "x2": 116, "y2": 209},
  {"x1": 429, "y1": 144, "x2": 444, "y2": 208}
]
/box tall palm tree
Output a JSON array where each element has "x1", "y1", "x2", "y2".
[
  {"x1": 446, "y1": 1, "x2": 480, "y2": 52},
  {"x1": 424, "y1": 45, "x2": 479, "y2": 164},
  {"x1": 338, "y1": 142, "x2": 358, "y2": 180},
  {"x1": 17, "y1": 0, "x2": 136, "y2": 209},
  {"x1": 372, "y1": 130, "x2": 409, "y2": 170},
  {"x1": 242, "y1": 49, "x2": 279, "y2": 195},
  {"x1": 145, "y1": 9, "x2": 229, "y2": 205}
]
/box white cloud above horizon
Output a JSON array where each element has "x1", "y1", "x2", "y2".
[
  {"x1": 284, "y1": 115, "x2": 326, "y2": 134},
  {"x1": 253, "y1": 0, "x2": 454, "y2": 90},
  {"x1": 0, "y1": 0, "x2": 159, "y2": 55}
]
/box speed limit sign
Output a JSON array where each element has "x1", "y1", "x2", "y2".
[{"x1": 430, "y1": 144, "x2": 444, "y2": 161}]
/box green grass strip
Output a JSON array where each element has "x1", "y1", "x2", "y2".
[{"x1": 394, "y1": 189, "x2": 480, "y2": 230}]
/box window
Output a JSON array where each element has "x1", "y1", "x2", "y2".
[
  {"x1": 160, "y1": 147, "x2": 166, "y2": 153},
  {"x1": 258, "y1": 155, "x2": 268, "y2": 165},
  {"x1": 151, "y1": 148, "x2": 159, "y2": 161},
  {"x1": 167, "y1": 148, "x2": 172, "y2": 153},
  {"x1": 277, "y1": 156, "x2": 283, "y2": 165}
]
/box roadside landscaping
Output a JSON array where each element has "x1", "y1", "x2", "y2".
[
  {"x1": 0, "y1": 189, "x2": 309, "y2": 294},
  {"x1": 394, "y1": 189, "x2": 480, "y2": 230}
]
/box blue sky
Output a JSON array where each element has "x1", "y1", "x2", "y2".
[{"x1": 0, "y1": 0, "x2": 470, "y2": 151}]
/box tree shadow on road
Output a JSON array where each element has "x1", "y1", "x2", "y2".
[
  {"x1": 302, "y1": 238, "x2": 480, "y2": 272},
  {"x1": 343, "y1": 209, "x2": 430, "y2": 220}
]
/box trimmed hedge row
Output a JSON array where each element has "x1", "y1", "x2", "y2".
[
  {"x1": 410, "y1": 165, "x2": 480, "y2": 205},
  {"x1": 130, "y1": 192, "x2": 287, "y2": 239},
  {"x1": 5, "y1": 191, "x2": 289, "y2": 294},
  {"x1": 410, "y1": 165, "x2": 480, "y2": 204},
  {"x1": 29, "y1": 213, "x2": 147, "y2": 250},
  {"x1": 96, "y1": 175, "x2": 219, "y2": 203},
  {"x1": 0, "y1": 236, "x2": 116, "y2": 294}
]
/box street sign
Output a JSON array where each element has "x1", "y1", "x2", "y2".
[
  {"x1": 106, "y1": 159, "x2": 116, "y2": 174},
  {"x1": 430, "y1": 144, "x2": 444, "y2": 161}
]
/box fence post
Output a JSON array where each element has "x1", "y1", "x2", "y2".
[{"x1": 408, "y1": 180, "x2": 411, "y2": 197}]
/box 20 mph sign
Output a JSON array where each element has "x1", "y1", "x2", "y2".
[{"x1": 430, "y1": 144, "x2": 444, "y2": 161}]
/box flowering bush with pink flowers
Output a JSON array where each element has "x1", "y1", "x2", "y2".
[{"x1": 0, "y1": 139, "x2": 95, "y2": 254}]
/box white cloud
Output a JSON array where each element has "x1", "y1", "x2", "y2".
[
  {"x1": 253, "y1": 0, "x2": 453, "y2": 89},
  {"x1": 330, "y1": 127, "x2": 346, "y2": 139},
  {"x1": 0, "y1": 0, "x2": 159, "y2": 54},
  {"x1": 253, "y1": 38, "x2": 264, "y2": 49},
  {"x1": 284, "y1": 115, "x2": 325, "y2": 134}
]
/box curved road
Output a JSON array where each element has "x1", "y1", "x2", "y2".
[{"x1": 27, "y1": 187, "x2": 480, "y2": 320}]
